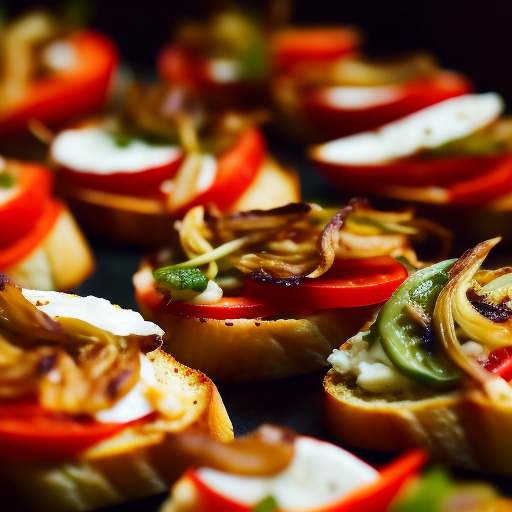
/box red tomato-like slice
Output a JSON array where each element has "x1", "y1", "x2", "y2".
[
  {"x1": 483, "y1": 346, "x2": 512, "y2": 381},
  {"x1": 323, "y1": 450, "x2": 426, "y2": 512},
  {"x1": 158, "y1": 44, "x2": 229, "y2": 90},
  {"x1": 312, "y1": 151, "x2": 507, "y2": 190},
  {"x1": 183, "y1": 449, "x2": 426, "y2": 512},
  {"x1": 0, "y1": 162, "x2": 53, "y2": 248},
  {"x1": 0, "y1": 401, "x2": 127, "y2": 460},
  {"x1": 303, "y1": 71, "x2": 472, "y2": 139},
  {"x1": 0, "y1": 199, "x2": 62, "y2": 269},
  {"x1": 57, "y1": 155, "x2": 184, "y2": 196},
  {"x1": 52, "y1": 129, "x2": 185, "y2": 196},
  {"x1": 157, "y1": 44, "x2": 264, "y2": 107},
  {"x1": 270, "y1": 27, "x2": 361, "y2": 73},
  {"x1": 244, "y1": 256, "x2": 408, "y2": 310},
  {"x1": 138, "y1": 286, "x2": 279, "y2": 321},
  {"x1": 0, "y1": 30, "x2": 118, "y2": 134},
  {"x1": 140, "y1": 257, "x2": 406, "y2": 321},
  {"x1": 448, "y1": 155, "x2": 512, "y2": 205},
  {"x1": 169, "y1": 127, "x2": 266, "y2": 216}
]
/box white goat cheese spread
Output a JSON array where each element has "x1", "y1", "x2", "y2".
[
  {"x1": 321, "y1": 85, "x2": 405, "y2": 110},
  {"x1": 43, "y1": 40, "x2": 76, "y2": 70},
  {"x1": 315, "y1": 93, "x2": 503, "y2": 164},
  {"x1": 197, "y1": 435, "x2": 378, "y2": 509},
  {"x1": 328, "y1": 331, "x2": 412, "y2": 393},
  {"x1": 208, "y1": 59, "x2": 241, "y2": 83},
  {"x1": 51, "y1": 127, "x2": 182, "y2": 174}
]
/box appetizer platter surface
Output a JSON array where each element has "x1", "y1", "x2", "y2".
[{"x1": 3, "y1": 2, "x2": 512, "y2": 512}]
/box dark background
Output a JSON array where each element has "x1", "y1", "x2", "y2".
[{"x1": 3, "y1": 0, "x2": 512, "y2": 106}]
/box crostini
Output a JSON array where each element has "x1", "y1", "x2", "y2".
[
  {"x1": 324, "y1": 238, "x2": 512, "y2": 475},
  {"x1": 272, "y1": 47, "x2": 470, "y2": 142},
  {"x1": 134, "y1": 199, "x2": 450, "y2": 380},
  {"x1": 311, "y1": 92, "x2": 512, "y2": 243},
  {"x1": 0, "y1": 157, "x2": 93, "y2": 290},
  {"x1": 50, "y1": 99, "x2": 300, "y2": 246},
  {"x1": 310, "y1": 93, "x2": 512, "y2": 205},
  {"x1": 157, "y1": 7, "x2": 269, "y2": 109},
  {"x1": 0, "y1": 274, "x2": 232, "y2": 512},
  {"x1": 159, "y1": 425, "x2": 426, "y2": 512},
  {"x1": 0, "y1": 9, "x2": 117, "y2": 135}
]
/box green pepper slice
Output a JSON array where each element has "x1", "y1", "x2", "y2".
[{"x1": 369, "y1": 259, "x2": 460, "y2": 388}]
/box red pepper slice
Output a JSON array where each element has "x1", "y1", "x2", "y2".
[
  {"x1": 138, "y1": 287, "x2": 279, "y2": 321},
  {"x1": 0, "y1": 199, "x2": 62, "y2": 269},
  {"x1": 270, "y1": 27, "x2": 361, "y2": 73},
  {"x1": 139, "y1": 257, "x2": 407, "y2": 321},
  {"x1": 244, "y1": 257, "x2": 408, "y2": 310},
  {"x1": 303, "y1": 71, "x2": 472, "y2": 139},
  {"x1": 448, "y1": 155, "x2": 512, "y2": 205},
  {"x1": 0, "y1": 401, "x2": 128, "y2": 460},
  {"x1": 312, "y1": 151, "x2": 505, "y2": 191},
  {"x1": 0, "y1": 30, "x2": 118, "y2": 134},
  {"x1": 0, "y1": 162, "x2": 53, "y2": 249},
  {"x1": 483, "y1": 346, "x2": 512, "y2": 381},
  {"x1": 55, "y1": 146, "x2": 185, "y2": 196}
]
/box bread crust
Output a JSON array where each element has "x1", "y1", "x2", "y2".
[
  {"x1": 323, "y1": 369, "x2": 512, "y2": 475},
  {"x1": 137, "y1": 294, "x2": 379, "y2": 380},
  {"x1": 57, "y1": 158, "x2": 300, "y2": 246},
  {"x1": 3, "y1": 203, "x2": 94, "y2": 291},
  {"x1": 0, "y1": 349, "x2": 233, "y2": 512}
]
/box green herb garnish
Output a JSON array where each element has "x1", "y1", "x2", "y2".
[
  {"x1": 252, "y1": 495, "x2": 277, "y2": 512},
  {"x1": 153, "y1": 267, "x2": 209, "y2": 293},
  {"x1": 0, "y1": 171, "x2": 15, "y2": 189}
]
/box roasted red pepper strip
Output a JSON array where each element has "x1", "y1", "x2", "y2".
[
  {"x1": 0, "y1": 30, "x2": 118, "y2": 134},
  {"x1": 0, "y1": 199, "x2": 62, "y2": 269},
  {"x1": 0, "y1": 401, "x2": 127, "y2": 460},
  {"x1": 0, "y1": 162, "x2": 53, "y2": 249}
]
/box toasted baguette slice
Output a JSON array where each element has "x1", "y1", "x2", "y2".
[
  {"x1": 323, "y1": 369, "x2": 512, "y2": 476},
  {"x1": 0, "y1": 349, "x2": 233, "y2": 512},
  {"x1": 137, "y1": 297, "x2": 379, "y2": 381},
  {"x1": 3, "y1": 202, "x2": 94, "y2": 291},
  {"x1": 58, "y1": 158, "x2": 300, "y2": 246}
]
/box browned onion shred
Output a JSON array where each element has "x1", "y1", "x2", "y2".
[
  {"x1": 0, "y1": 275, "x2": 159, "y2": 415},
  {"x1": 161, "y1": 424, "x2": 295, "y2": 477},
  {"x1": 205, "y1": 202, "x2": 312, "y2": 242},
  {"x1": 307, "y1": 198, "x2": 363, "y2": 278}
]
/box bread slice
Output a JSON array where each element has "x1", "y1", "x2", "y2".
[
  {"x1": 323, "y1": 369, "x2": 512, "y2": 476},
  {"x1": 58, "y1": 158, "x2": 301, "y2": 246},
  {"x1": 3, "y1": 202, "x2": 94, "y2": 291},
  {"x1": 0, "y1": 349, "x2": 233, "y2": 512},
  {"x1": 137, "y1": 294, "x2": 379, "y2": 381}
]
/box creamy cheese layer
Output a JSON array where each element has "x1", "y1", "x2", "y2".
[
  {"x1": 197, "y1": 436, "x2": 378, "y2": 510},
  {"x1": 22, "y1": 289, "x2": 164, "y2": 338},
  {"x1": 321, "y1": 85, "x2": 405, "y2": 110},
  {"x1": 51, "y1": 127, "x2": 182, "y2": 174},
  {"x1": 315, "y1": 93, "x2": 503, "y2": 164},
  {"x1": 208, "y1": 59, "x2": 241, "y2": 83},
  {"x1": 42, "y1": 40, "x2": 76, "y2": 70},
  {"x1": 22, "y1": 289, "x2": 165, "y2": 423},
  {"x1": 328, "y1": 331, "x2": 412, "y2": 393}
]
